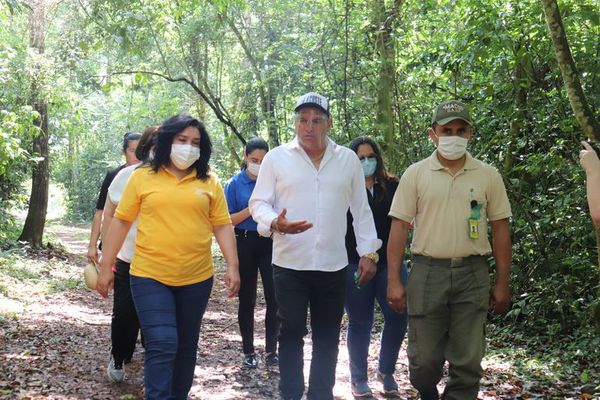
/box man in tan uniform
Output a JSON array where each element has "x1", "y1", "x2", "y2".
[{"x1": 386, "y1": 100, "x2": 512, "y2": 400}]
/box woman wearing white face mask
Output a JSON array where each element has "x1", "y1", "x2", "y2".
[
  {"x1": 344, "y1": 136, "x2": 408, "y2": 397},
  {"x1": 97, "y1": 114, "x2": 240, "y2": 400},
  {"x1": 224, "y1": 137, "x2": 279, "y2": 369}
]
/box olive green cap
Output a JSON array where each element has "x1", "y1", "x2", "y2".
[{"x1": 431, "y1": 100, "x2": 472, "y2": 126}]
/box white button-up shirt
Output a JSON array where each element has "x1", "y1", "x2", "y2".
[{"x1": 249, "y1": 137, "x2": 381, "y2": 271}]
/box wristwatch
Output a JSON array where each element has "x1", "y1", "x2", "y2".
[{"x1": 363, "y1": 252, "x2": 379, "y2": 264}]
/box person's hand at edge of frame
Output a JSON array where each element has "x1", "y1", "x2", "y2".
[
  {"x1": 224, "y1": 263, "x2": 241, "y2": 298},
  {"x1": 489, "y1": 283, "x2": 511, "y2": 314},
  {"x1": 386, "y1": 280, "x2": 406, "y2": 314},
  {"x1": 272, "y1": 208, "x2": 313, "y2": 234},
  {"x1": 580, "y1": 141, "x2": 600, "y2": 173}
]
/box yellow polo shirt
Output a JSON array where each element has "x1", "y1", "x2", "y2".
[
  {"x1": 389, "y1": 151, "x2": 511, "y2": 258},
  {"x1": 115, "y1": 166, "x2": 231, "y2": 286}
]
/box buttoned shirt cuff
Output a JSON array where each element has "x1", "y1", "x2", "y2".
[
  {"x1": 251, "y1": 210, "x2": 279, "y2": 233},
  {"x1": 356, "y1": 238, "x2": 382, "y2": 258},
  {"x1": 257, "y1": 221, "x2": 272, "y2": 238}
]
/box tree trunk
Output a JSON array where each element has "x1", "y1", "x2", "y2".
[
  {"x1": 541, "y1": 0, "x2": 600, "y2": 142},
  {"x1": 225, "y1": 17, "x2": 279, "y2": 148},
  {"x1": 265, "y1": 86, "x2": 279, "y2": 148},
  {"x1": 223, "y1": 125, "x2": 241, "y2": 168},
  {"x1": 504, "y1": 44, "x2": 529, "y2": 174},
  {"x1": 370, "y1": 0, "x2": 404, "y2": 151},
  {"x1": 541, "y1": 0, "x2": 600, "y2": 329},
  {"x1": 19, "y1": 0, "x2": 49, "y2": 247}
]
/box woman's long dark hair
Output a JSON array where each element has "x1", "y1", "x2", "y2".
[
  {"x1": 240, "y1": 137, "x2": 269, "y2": 170},
  {"x1": 151, "y1": 115, "x2": 212, "y2": 180},
  {"x1": 348, "y1": 136, "x2": 397, "y2": 202}
]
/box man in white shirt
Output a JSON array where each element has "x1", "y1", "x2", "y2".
[{"x1": 249, "y1": 92, "x2": 381, "y2": 400}]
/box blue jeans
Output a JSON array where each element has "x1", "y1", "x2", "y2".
[
  {"x1": 345, "y1": 262, "x2": 408, "y2": 384},
  {"x1": 130, "y1": 276, "x2": 213, "y2": 400},
  {"x1": 273, "y1": 265, "x2": 346, "y2": 400}
]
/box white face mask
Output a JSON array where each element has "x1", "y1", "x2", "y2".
[
  {"x1": 247, "y1": 162, "x2": 261, "y2": 176},
  {"x1": 170, "y1": 144, "x2": 200, "y2": 170},
  {"x1": 436, "y1": 136, "x2": 469, "y2": 160}
]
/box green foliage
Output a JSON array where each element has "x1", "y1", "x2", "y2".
[
  {"x1": 488, "y1": 323, "x2": 600, "y2": 389},
  {"x1": 0, "y1": 15, "x2": 38, "y2": 245},
  {"x1": 55, "y1": 145, "x2": 114, "y2": 222},
  {"x1": 47, "y1": 277, "x2": 83, "y2": 293},
  {"x1": 0, "y1": 109, "x2": 36, "y2": 239}
]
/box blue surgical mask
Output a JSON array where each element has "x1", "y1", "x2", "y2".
[{"x1": 361, "y1": 157, "x2": 377, "y2": 177}]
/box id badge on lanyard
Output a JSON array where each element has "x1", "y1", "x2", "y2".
[{"x1": 468, "y1": 189, "x2": 482, "y2": 240}]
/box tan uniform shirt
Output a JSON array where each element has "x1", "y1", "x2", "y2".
[{"x1": 389, "y1": 151, "x2": 512, "y2": 258}]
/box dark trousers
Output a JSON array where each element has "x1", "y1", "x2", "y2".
[
  {"x1": 111, "y1": 259, "x2": 141, "y2": 363},
  {"x1": 236, "y1": 231, "x2": 278, "y2": 355},
  {"x1": 273, "y1": 265, "x2": 347, "y2": 400},
  {"x1": 130, "y1": 276, "x2": 213, "y2": 400}
]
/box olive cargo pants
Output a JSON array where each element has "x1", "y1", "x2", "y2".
[{"x1": 406, "y1": 256, "x2": 490, "y2": 400}]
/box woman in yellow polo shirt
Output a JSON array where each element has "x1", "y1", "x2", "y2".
[{"x1": 97, "y1": 114, "x2": 240, "y2": 400}]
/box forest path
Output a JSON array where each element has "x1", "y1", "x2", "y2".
[{"x1": 0, "y1": 220, "x2": 583, "y2": 399}]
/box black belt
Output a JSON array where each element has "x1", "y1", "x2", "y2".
[
  {"x1": 412, "y1": 254, "x2": 486, "y2": 268},
  {"x1": 234, "y1": 228, "x2": 260, "y2": 238}
]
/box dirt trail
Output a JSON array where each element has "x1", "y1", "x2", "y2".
[{"x1": 0, "y1": 222, "x2": 540, "y2": 399}]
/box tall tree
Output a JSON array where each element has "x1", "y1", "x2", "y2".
[
  {"x1": 223, "y1": 13, "x2": 280, "y2": 147},
  {"x1": 18, "y1": 0, "x2": 49, "y2": 247},
  {"x1": 541, "y1": 0, "x2": 600, "y2": 142},
  {"x1": 541, "y1": 0, "x2": 600, "y2": 326},
  {"x1": 370, "y1": 0, "x2": 404, "y2": 149}
]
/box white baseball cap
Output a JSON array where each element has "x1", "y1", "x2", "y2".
[{"x1": 295, "y1": 92, "x2": 329, "y2": 117}]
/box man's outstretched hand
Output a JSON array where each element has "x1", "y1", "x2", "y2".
[{"x1": 271, "y1": 208, "x2": 313, "y2": 234}]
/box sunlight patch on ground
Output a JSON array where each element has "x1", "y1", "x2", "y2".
[
  {"x1": 24, "y1": 294, "x2": 110, "y2": 326},
  {"x1": 0, "y1": 295, "x2": 23, "y2": 313},
  {"x1": 482, "y1": 354, "x2": 513, "y2": 371}
]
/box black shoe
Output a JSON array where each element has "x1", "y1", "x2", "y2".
[
  {"x1": 265, "y1": 352, "x2": 279, "y2": 366},
  {"x1": 242, "y1": 353, "x2": 258, "y2": 368}
]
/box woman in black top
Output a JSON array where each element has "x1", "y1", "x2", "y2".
[{"x1": 344, "y1": 136, "x2": 408, "y2": 398}]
